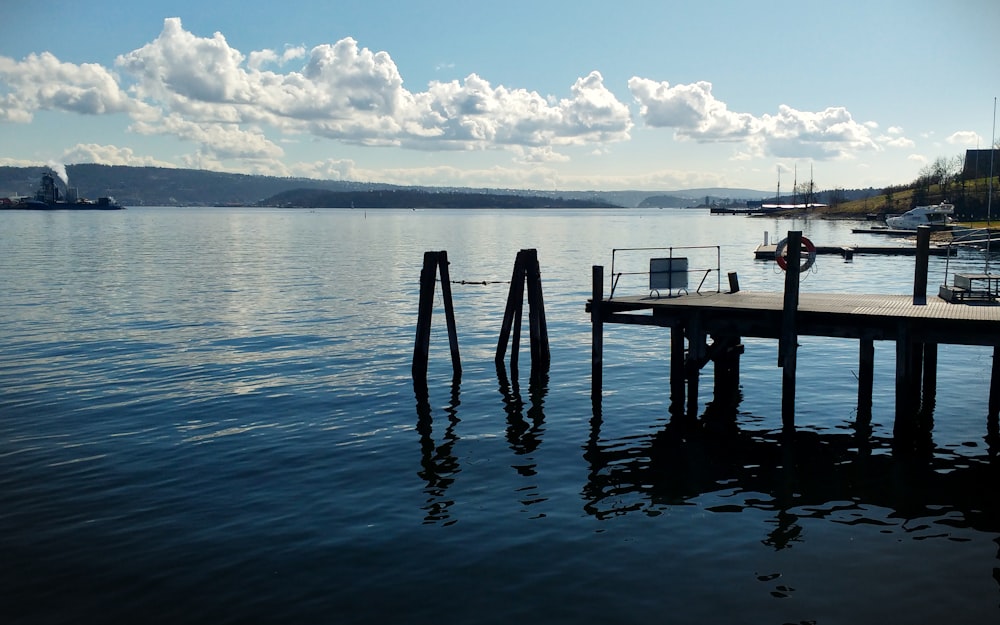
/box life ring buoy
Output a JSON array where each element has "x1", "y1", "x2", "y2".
[{"x1": 775, "y1": 236, "x2": 817, "y2": 272}]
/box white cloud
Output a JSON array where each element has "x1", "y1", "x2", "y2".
[
  {"x1": 877, "y1": 126, "x2": 915, "y2": 149},
  {"x1": 106, "y1": 18, "x2": 633, "y2": 161},
  {"x1": 0, "y1": 16, "x2": 906, "y2": 183},
  {"x1": 946, "y1": 130, "x2": 982, "y2": 147},
  {"x1": 629, "y1": 77, "x2": 757, "y2": 141},
  {"x1": 630, "y1": 77, "x2": 879, "y2": 161},
  {"x1": 60, "y1": 144, "x2": 176, "y2": 167},
  {"x1": 0, "y1": 51, "x2": 133, "y2": 121},
  {"x1": 759, "y1": 105, "x2": 879, "y2": 159}
]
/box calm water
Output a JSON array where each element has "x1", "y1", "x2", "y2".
[{"x1": 2, "y1": 206, "x2": 998, "y2": 624}]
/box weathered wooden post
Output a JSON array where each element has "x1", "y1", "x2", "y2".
[
  {"x1": 412, "y1": 251, "x2": 462, "y2": 383},
  {"x1": 912, "y1": 226, "x2": 931, "y2": 305},
  {"x1": 686, "y1": 313, "x2": 705, "y2": 419},
  {"x1": 857, "y1": 337, "x2": 875, "y2": 426},
  {"x1": 989, "y1": 346, "x2": 1000, "y2": 446},
  {"x1": 779, "y1": 231, "x2": 802, "y2": 430},
  {"x1": 591, "y1": 265, "x2": 604, "y2": 403},
  {"x1": 523, "y1": 249, "x2": 550, "y2": 369},
  {"x1": 669, "y1": 322, "x2": 686, "y2": 418},
  {"x1": 497, "y1": 249, "x2": 550, "y2": 377},
  {"x1": 894, "y1": 323, "x2": 919, "y2": 438}
]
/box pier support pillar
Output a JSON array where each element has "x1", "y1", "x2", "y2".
[
  {"x1": 894, "y1": 325, "x2": 920, "y2": 437},
  {"x1": 670, "y1": 323, "x2": 686, "y2": 419},
  {"x1": 857, "y1": 337, "x2": 875, "y2": 427},
  {"x1": 711, "y1": 334, "x2": 743, "y2": 409},
  {"x1": 591, "y1": 266, "x2": 604, "y2": 404},
  {"x1": 779, "y1": 231, "x2": 803, "y2": 430},
  {"x1": 686, "y1": 315, "x2": 706, "y2": 420},
  {"x1": 919, "y1": 342, "x2": 937, "y2": 429},
  {"x1": 988, "y1": 346, "x2": 1000, "y2": 446}
]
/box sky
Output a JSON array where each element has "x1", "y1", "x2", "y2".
[{"x1": 1, "y1": 0, "x2": 998, "y2": 193}]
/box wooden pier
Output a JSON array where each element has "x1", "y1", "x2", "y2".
[
  {"x1": 753, "y1": 242, "x2": 955, "y2": 260},
  {"x1": 589, "y1": 230, "x2": 1000, "y2": 439}
]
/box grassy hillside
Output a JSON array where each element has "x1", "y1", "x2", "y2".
[{"x1": 807, "y1": 176, "x2": 999, "y2": 220}]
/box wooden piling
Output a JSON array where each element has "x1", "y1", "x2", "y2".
[
  {"x1": 989, "y1": 346, "x2": 1000, "y2": 443},
  {"x1": 912, "y1": 226, "x2": 931, "y2": 305},
  {"x1": 857, "y1": 337, "x2": 875, "y2": 426},
  {"x1": 591, "y1": 265, "x2": 604, "y2": 402},
  {"x1": 670, "y1": 323, "x2": 686, "y2": 418},
  {"x1": 686, "y1": 315, "x2": 706, "y2": 419},
  {"x1": 497, "y1": 249, "x2": 550, "y2": 375},
  {"x1": 412, "y1": 251, "x2": 462, "y2": 382},
  {"x1": 894, "y1": 324, "x2": 917, "y2": 437},
  {"x1": 989, "y1": 345, "x2": 1000, "y2": 420},
  {"x1": 779, "y1": 231, "x2": 803, "y2": 430},
  {"x1": 523, "y1": 249, "x2": 550, "y2": 367}
]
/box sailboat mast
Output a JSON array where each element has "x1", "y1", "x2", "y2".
[{"x1": 793, "y1": 164, "x2": 798, "y2": 207}]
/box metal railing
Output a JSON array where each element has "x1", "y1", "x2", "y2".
[{"x1": 609, "y1": 245, "x2": 721, "y2": 299}]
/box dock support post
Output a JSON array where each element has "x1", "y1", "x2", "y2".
[
  {"x1": 711, "y1": 334, "x2": 743, "y2": 409},
  {"x1": 919, "y1": 342, "x2": 937, "y2": 427},
  {"x1": 591, "y1": 265, "x2": 604, "y2": 403},
  {"x1": 857, "y1": 337, "x2": 875, "y2": 427},
  {"x1": 728, "y1": 271, "x2": 740, "y2": 293},
  {"x1": 497, "y1": 249, "x2": 550, "y2": 377},
  {"x1": 670, "y1": 323, "x2": 686, "y2": 419},
  {"x1": 988, "y1": 346, "x2": 1000, "y2": 448},
  {"x1": 687, "y1": 315, "x2": 705, "y2": 420},
  {"x1": 894, "y1": 325, "x2": 919, "y2": 438},
  {"x1": 412, "y1": 251, "x2": 462, "y2": 382},
  {"x1": 779, "y1": 231, "x2": 803, "y2": 430}
]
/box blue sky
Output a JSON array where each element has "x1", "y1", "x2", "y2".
[{"x1": 1, "y1": 0, "x2": 997, "y2": 192}]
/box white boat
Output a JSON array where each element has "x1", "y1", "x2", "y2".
[{"x1": 885, "y1": 202, "x2": 954, "y2": 230}]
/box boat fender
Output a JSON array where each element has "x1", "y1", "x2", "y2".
[{"x1": 775, "y1": 236, "x2": 817, "y2": 272}]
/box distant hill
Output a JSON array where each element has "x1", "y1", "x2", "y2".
[
  {"x1": 0, "y1": 164, "x2": 841, "y2": 209},
  {"x1": 267, "y1": 188, "x2": 618, "y2": 209},
  {"x1": 0, "y1": 164, "x2": 387, "y2": 207}
]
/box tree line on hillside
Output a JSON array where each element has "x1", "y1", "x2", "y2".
[
  {"x1": 264, "y1": 188, "x2": 617, "y2": 209},
  {"x1": 878, "y1": 150, "x2": 999, "y2": 219}
]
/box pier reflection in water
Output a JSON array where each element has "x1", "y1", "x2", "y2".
[
  {"x1": 419, "y1": 359, "x2": 1000, "y2": 610},
  {"x1": 416, "y1": 355, "x2": 1000, "y2": 544}
]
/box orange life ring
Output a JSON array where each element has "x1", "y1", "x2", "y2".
[{"x1": 775, "y1": 236, "x2": 817, "y2": 272}]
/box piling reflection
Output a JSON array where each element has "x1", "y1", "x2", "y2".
[
  {"x1": 496, "y1": 362, "x2": 549, "y2": 513},
  {"x1": 414, "y1": 376, "x2": 462, "y2": 525},
  {"x1": 496, "y1": 362, "x2": 548, "y2": 464}
]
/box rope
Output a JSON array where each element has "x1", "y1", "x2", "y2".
[{"x1": 443, "y1": 279, "x2": 511, "y2": 285}]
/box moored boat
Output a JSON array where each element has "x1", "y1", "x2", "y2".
[{"x1": 884, "y1": 202, "x2": 953, "y2": 230}]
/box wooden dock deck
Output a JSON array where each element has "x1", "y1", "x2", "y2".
[{"x1": 594, "y1": 290, "x2": 1000, "y2": 344}]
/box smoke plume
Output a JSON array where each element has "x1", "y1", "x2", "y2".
[{"x1": 46, "y1": 161, "x2": 69, "y2": 187}]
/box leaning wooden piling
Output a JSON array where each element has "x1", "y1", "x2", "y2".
[
  {"x1": 412, "y1": 251, "x2": 462, "y2": 382},
  {"x1": 497, "y1": 249, "x2": 550, "y2": 376}
]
